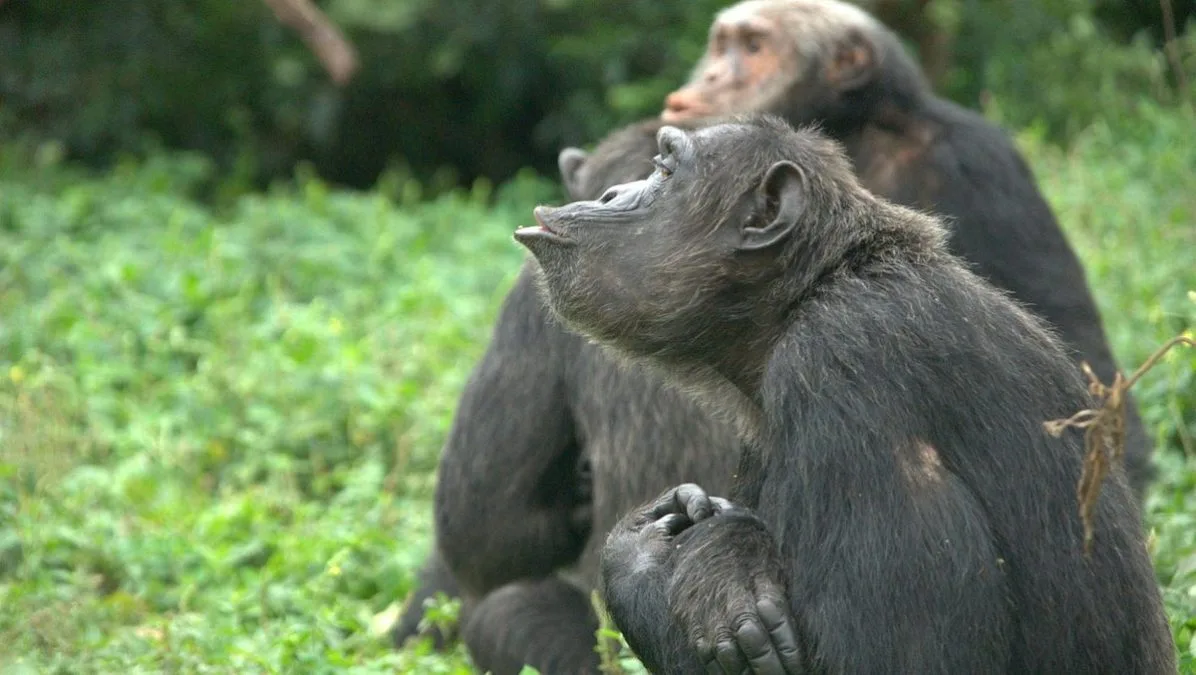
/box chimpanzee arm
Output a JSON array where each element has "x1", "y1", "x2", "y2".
[
  {"x1": 433, "y1": 265, "x2": 591, "y2": 596},
  {"x1": 601, "y1": 485, "x2": 804, "y2": 675}
]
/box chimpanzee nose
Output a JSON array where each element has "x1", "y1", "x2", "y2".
[{"x1": 599, "y1": 187, "x2": 619, "y2": 204}]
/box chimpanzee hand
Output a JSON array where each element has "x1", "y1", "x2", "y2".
[{"x1": 602, "y1": 483, "x2": 804, "y2": 675}]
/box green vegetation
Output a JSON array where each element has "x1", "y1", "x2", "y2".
[
  {"x1": 0, "y1": 105, "x2": 1193, "y2": 674},
  {"x1": 0, "y1": 152, "x2": 554, "y2": 672}
]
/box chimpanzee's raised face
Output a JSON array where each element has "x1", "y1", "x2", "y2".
[{"x1": 515, "y1": 117, "x2": 831, "y2": 362}]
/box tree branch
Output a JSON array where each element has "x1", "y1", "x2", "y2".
[{"x1": 262, "y1": 0, "x2": 359, "y2": 87}]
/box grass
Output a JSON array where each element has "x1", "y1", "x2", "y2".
[{"x1": 0, "y1": 102, "x2": 1193, "y2": 673}]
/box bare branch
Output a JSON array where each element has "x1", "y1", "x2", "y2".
[{"x1": 262, "y1": 0, "x2": 359, "y2": 87}]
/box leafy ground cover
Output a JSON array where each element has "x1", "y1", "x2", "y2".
[{"x1": 0, "y1": 104, "x2": 1193, "y2": 673}]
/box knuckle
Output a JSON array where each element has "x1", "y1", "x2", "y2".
[
  {"x1": 731, "y1": 611, "x2": 759, "y2": 633},
  {"x1": 752, "y1": 583, "x2": 783, "y2": 604},
  {"x1": 712, "y1": 625, "x2": 738, "y2": 644}
]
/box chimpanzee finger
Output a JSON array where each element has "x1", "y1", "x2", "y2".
[
  {"x1": 757, "y1": 598, "x2": 803, "y2": 672},
  {"x1": 653, "y1": 512, "x2": 693, "y2": 537},
  {"x1": 714, "y1": 637, "x2": 750, "y2": 674},
  {"x1": 646, "y1": 485, "x2": 687, "y2": 519},
  {"x1": 646, "y1": 483, "x2": 710, "y2": 521},
  {"x1": 696, "y1": 638, "x2": 724, "y2": 675},
  {"x1": 735, "y1": 617, "x2": 789, "y2": 675},
  {"x1": 709, "y1": 496, "x2": 735, "y2": 514},
  {"x1": 674, "y1": 483, "x2": 716, "y2": 522}
]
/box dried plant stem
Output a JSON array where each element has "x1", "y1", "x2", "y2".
[{"x1": 1045, "y1": 335, "x2": 1195, "y2": 554}]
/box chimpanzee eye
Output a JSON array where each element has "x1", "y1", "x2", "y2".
[
  {"x1": 745, "y1": 34, "x2": 762, "y2": 54},
  {"x1": 652, "y1": 155, "x2": 674, "y2": 178}
]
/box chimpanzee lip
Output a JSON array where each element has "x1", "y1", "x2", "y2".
[
  {"x1": 533, "y1": 205, "x2": 561, "y2": 232},
  {"x1": 514, "y1": 206, "x2": 574, "y2": 245},
  {"x1": 514, "y1": 225, "x2": 573, "y2": 246}
]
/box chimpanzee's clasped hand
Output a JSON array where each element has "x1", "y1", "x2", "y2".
[{"x1": 603, "y1": 483, "x2": 804, "y2": 675}]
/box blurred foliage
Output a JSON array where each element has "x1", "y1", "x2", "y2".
[
  {"x1": 0, "y1": 145, "x2": 553, "y2": 671},
  {"x1": 0, "y1": 0, "x2": 724, "y2": 191},
  {"x1": 980, "y1": 0, "x2": 1196, "y2": 140},
  {"x1": 0, "y1": 97, "x2": 1193, "y2": 670},
  {"x1": 0, "y1": 0, "x2": 1192, "y2": 191}
]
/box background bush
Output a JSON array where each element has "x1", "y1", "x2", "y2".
[
  {"x1": 0, "y1": 149, "x2": 555, "y2": 671},
  {"x1": 1, "y1": 0, "x2": 1193, "y2": 190}
]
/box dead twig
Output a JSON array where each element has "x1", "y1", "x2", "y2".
[
  {"x1": 1045, "y1": 335, "x2": 1195, "y2": 554},
  {"x1": 262, "y1": 0, "x2": 359, "y2": 86}
]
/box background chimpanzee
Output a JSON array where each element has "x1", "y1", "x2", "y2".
[
  {"x1": 626, "y1": 0, "x2": 1158, "y2": 496},
  {"x1": 517, "y1": 115, "x2": 1176, "y2": 675},
  {"x1": 396, "y1": 1, "x2": 1156, "y2": 671}
]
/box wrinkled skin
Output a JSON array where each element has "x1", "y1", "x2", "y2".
[{"x1": 661, "y1": 0, "x2": 883, "y2": 127}]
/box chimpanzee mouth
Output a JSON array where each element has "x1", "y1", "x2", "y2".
[{"x1": 514, "y1": 206, "x2": 574, "y2": 246}]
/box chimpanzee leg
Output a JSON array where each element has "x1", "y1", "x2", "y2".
[{"x1": 463, "y1": 577, "x2": 602, "y2": 675}]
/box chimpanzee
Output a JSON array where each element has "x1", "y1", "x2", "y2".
[
  {"x1": 516, "y1": 115, "x2": 1176, "y2": 675},
  {"x1": 558, "y1": 108, "x2": 1153, "y2": 497},
  {"x1": 623, "y1": 0, "x2": 1158, "y2": 497}
]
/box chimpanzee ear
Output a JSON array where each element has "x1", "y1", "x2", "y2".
[
  {"x1": 741, "y1": 161, "x2": 806, "y2": 252},
  {"x1": 826, "y1": 28, "x2": 877, "y2": 92},
  {"x1": 558, "y1": 147, "x2": 589, "y2": 197}
]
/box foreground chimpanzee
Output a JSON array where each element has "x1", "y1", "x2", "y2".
[
  {"x1": 656, "y1": 0, "x2": 1155, "y2": 494},
  {"x1": 516, "y1": 116, "x2": 1176, "y2": 674}
]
